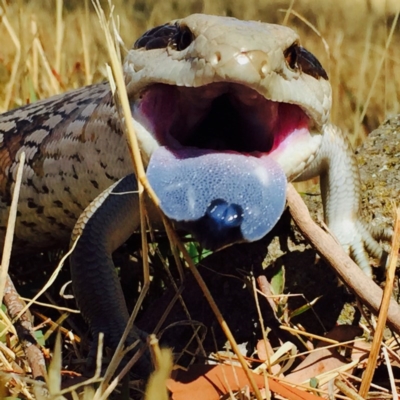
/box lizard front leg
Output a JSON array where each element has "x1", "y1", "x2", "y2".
[
  {"x1": 295, "y1": 123, "x2": 386, "y2": 276},
  {"x1": 70, "y1": 174, "x2": 152, "y2": 377}
]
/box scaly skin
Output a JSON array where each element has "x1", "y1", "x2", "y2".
[
  {"x1": 0, "y1": 83, "x2": 130, "y2": 248},
  {"x1": 0, "y1": 14, "x2": 384, "y2": 376}
]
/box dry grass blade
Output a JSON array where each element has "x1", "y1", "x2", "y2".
[
  {"x1": 359, "y1": 205, "x2": 400, "y2": 397},
  {"x1": 353, "y1": 20, "x2": 373, "y2": 138},
  {"x1": 55, "y1": 0, "x2": 64, "y2": 75},
  {"x1": 359, "y1": 9, "x2": 400, "y2": 125},
  {"x1": 280, "y1": 325, "x2": 336, "y2": 345},
  {"x1": 145, "y1": 343, "x2": 172, "y2": 400},
  {"x1": 0, "y1": 152, "x2": 25, "y2": 301},
  {"x1": 91, "y1": 3, "x2": 263, "y2": 398},
  {"x1": 279, "y1": 8, "x2": 330, "y2": 58},
  {"x1": 12, "y1": 237, "x2": 79, "y2": 324},
  {"x1": 91, "y1": 0, "x2": 158, "y2": 204},
  {"x1": 19, "y1": 296, "x2": 79, "y2": 314},
  {"x1": 32, "y1": 36, "x2": 61, "y2": 94},
  {"x1": 0, "y1": 6, "x2": 21, "y2": 112},
  {"x1": 47, "y1": 331, "x2": 62, "y2": 396},
  {"x1": 251, "y1": 276, "x2": 273, "y2": 375},
  {"x1": 334, "y1": 379, "x2": 364, "y2": 400},
  {"x1": 90, "y1": 2, "x2": 154, "y2": 391},
  {"x1": 382, "y1": 346, "x2": 398, "y2": 399}
]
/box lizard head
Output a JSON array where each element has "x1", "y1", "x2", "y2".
[{"x1": 124, "y1": 14, "x2": 331, "y2": 249}]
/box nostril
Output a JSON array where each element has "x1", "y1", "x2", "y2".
[
  {"x1": 211, "y1": 51, "x2": 222, "y2": 65},
  {"x1": 260, "y1": 60, "x2": 268, "y2": 79},
  {"x1": 206, "y1": 199, "x2": 243, "y2": 229}
]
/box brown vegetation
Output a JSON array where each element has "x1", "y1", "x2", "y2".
[{"x1": 0, "y1": 1, "x2": 399, "y2": 398}]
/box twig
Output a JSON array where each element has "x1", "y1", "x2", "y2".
[
  {"x1": 256, "y1": 275, "x2": 278, "y2": 315},
  {"x1": 54, "y1": 0, "x2": 64, "y2": 74},
  {"x1": 382, "y1": 346, "x2": 398, "y2": 400},
  {"x1": 3, "y1": 275, "x2": 47, "y2": 381},
  {"x1": 252, "y1": 276, "x2": 273, "y2": 375},
  {"x1": 358, "y1": 10, "x2": 399, "y2": 125},
  {"x1": 91, "y1": 2, "x2": 152, "y2": 390},
  {"x1": 0, "y1": 7, "x2": 21, "y2": 111},
  {"x1": 287, "y1": 184, "x2": 400, "y2": 334},
  {"x1": 335, "y1": 379, "x2": 364, "y2": 400},
  {"x1": 0, "y1": 152, "x2": 25, "y2": 300},
  {"x1": 91, "y1": 5, "x2": 259, "y2": 399},
  {"x1": 359, "y1": 206, "x2": 400, "y2": 397},
  {"x1": 13, "y1": 238, "x2": 79, "y2": 323},
  {"x1": 286, "y1": 184, "x2": 400, "y2": 334},
  {"x1": 0, "y1": 151, "x2": 48, "y2": 382}
]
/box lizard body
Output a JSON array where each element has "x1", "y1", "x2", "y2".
[
  {"x1": 0, "y1": 83, "x2": 132, "y2": 248},
  {"x1": 0, "y1": 14, "x2": 383, "y2": 376}
]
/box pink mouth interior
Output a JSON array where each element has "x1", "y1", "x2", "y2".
[{"x1": 135, "y1": 82, "x2": 310, "y2": 248}]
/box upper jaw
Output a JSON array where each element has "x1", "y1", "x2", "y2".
[{"x1": 124, "y1": 15, "x2": 332, "y2": 130}]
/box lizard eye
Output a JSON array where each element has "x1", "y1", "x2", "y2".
[
  {"x1": 170, "y1": 25, "x2": 194, "y2": 51},
  {"x1": 133, "y1": 23, "x2": 178, "y2": 50},
  {"x1": 284, "y1": 43, "x2": 299, "y2": 71},
  {"x1": 284, "y1": 43, "x2": 328, "y2": 80},
  {"x1": 296, "y1": 46, "x2": 328, "y2": 80},
  {"x1": 134, "y1": 23, "x2": 194, "y2": 52}
]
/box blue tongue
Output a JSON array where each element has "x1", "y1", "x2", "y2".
[{"x1": 147, "y1": 147, "x2": 287, "y2": 248}]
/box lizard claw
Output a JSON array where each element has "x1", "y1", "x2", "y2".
[{"x1": 331, "y1": 219, "x2": 389, "y2": 278}]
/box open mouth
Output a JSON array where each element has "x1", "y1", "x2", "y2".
[
  {"x1": 134, "y1": 82, "x2": 317, "y2": 249},
  {"x1": 135, "y1": 82, "x2": 310, "y2": 155}
]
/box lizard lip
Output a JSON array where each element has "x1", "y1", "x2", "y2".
[{"x1": 135, "y1": 82, "x2": 311, "y2": 157}]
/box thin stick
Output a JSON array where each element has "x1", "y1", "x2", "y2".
[
  {"x1": 281, "y1": 0, "x2": 295, "y2": 26},
  {"x1": 382, "y1": 346, "x2": 398, "y2": 400},
  {"x1": 280, "y1": 325, "x2": 342, "y2": 345},
  {"x1": 0, "y1": 8, "x2": 21, "y2": 111},
  {"x1": 252, "y1": 276, "x2": 272, "y2": 375},
  {"x1": 12, "y1": 237, "x2": 79, "y2": 324},
  {"x1": 359, "y1": 9, "x2": 399, "y2": 125},
  {"x1": 91, "y1": 3, "x2": 153, "y2": 391},
  {"x1": 353, "y1": 19, "x2": 373, "y2": 139},
  {"x1": 0, "y1": 152, "x2": 25, "y2": 301},
  {"x1": 31, "y1": 19, "x2": 39, "y2": 93},
  {"x1": 335, "y1": 379, "x2": 365, "y2": 400},
  {"x1": 54, "y1": 0, "x2": 64, "y2": 74},
  {"x1": 33, "y1": 37, "x2": 60, "y2": 94},
  {"x1": 359, "y1": 206, "x2": 400, "y2": 397},
  {"x1": 286, "y1": 184, "x2": 400, "y2": 334},
  {"x1": 91, "y1": 0, "x2": 159, "y2": 206}
]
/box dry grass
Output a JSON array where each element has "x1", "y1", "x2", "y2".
[
  {"x1": 0, "y1": 0, "x2": 399, "y2": 146},
  {"x1": 0, "y1": 0, "x2": 400, "y2": 398}
]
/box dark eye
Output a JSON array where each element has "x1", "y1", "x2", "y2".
[
  {"x1": 133, "y1": 24, "x2": 178, "y2": 50},
  {"x1": 171, "y1": 25, "x2": 194, "y2": 51},
  {"x1": 284, "y1": 43, "x2": 328, "y2": 80},
  {"x1": 133, "y1": 23, "x2": 194, "y2": 52},
  {"x1": 284, "y1": 43, "x2": 299, "y2": 71},
  {"x1": 296, "y1": 47, "x2": 328, "y2": 80}
]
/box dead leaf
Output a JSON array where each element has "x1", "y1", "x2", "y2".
[
  {"x1": 167, "y1": 364, "x2": 322, "y2": 400},
  {"x1": 287, "y1": 325, "x2": 364, "y2": 384},
  {"x1": 256, "y1": 339, "x2": 274, "y2": 362}
]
